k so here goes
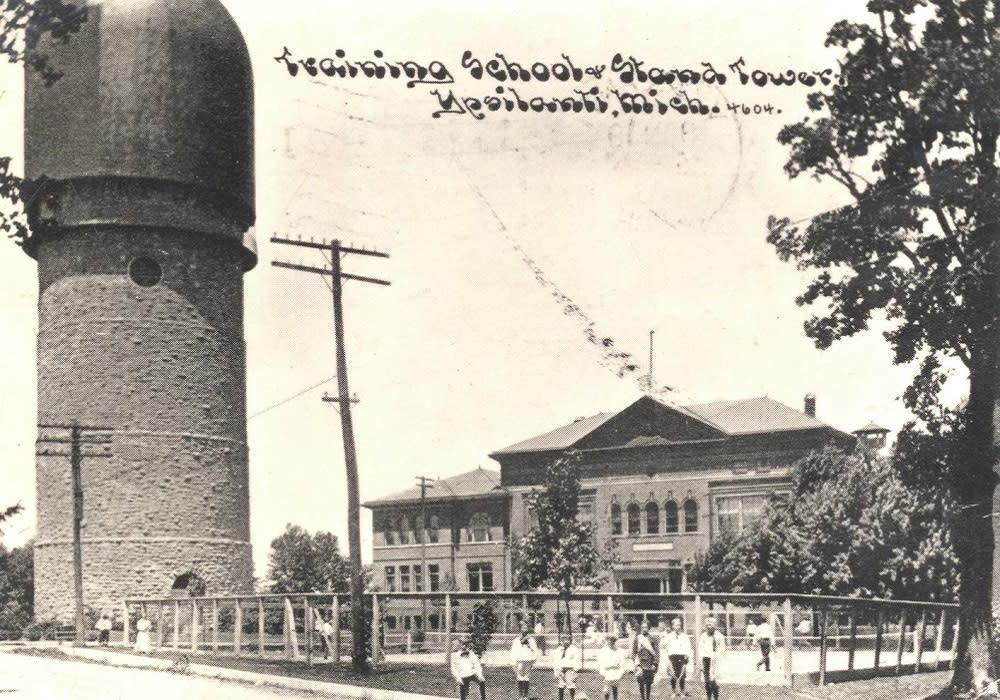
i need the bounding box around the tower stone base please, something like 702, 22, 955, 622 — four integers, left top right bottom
33, 540, 252, 622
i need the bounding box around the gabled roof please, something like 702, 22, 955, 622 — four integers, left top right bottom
684, 396, 827, 435
492, 395, 845, 456
363, 467, 503, 507
492, 412, 615, 456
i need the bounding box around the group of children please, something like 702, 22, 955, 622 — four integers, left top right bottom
450, 617, 730, 700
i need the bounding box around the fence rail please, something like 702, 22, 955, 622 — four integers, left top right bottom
117, 591, 958, 688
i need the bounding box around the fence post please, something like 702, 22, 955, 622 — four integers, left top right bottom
915, 609, 927, 672
122, 601, 130, 648
211, 598, 219, 651
445, 593, 453, 667
783, 597, 793, 686
173, 600, 180, 650
234, 599, 243, 656
818, 604, 828, 686
258, 598, 265, 656
847, 610, 858, 672
305, 596, 313, 665
191, 600, 199, 651
606, 594, 614, 638
934, 609, 946, 670
950, 614, 960, 670
156, 602, 164, 648
895, 608, 906, 676
283, 597, 299, 659
873, 607, 883, 670
333, 595, 341, 661
371, 593, 381, 662
693, 594, 702, 669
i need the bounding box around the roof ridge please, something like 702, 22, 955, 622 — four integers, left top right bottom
646, 394, 728, 433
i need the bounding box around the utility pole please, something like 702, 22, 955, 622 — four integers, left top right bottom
416, 476, 434, 631
648, 330, 655, 392
271, 235, 389, 672
36, 422, 112, 646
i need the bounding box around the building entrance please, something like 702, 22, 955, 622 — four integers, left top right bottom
620, 578, 660, 595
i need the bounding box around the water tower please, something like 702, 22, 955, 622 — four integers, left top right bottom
23, 0, 256, 619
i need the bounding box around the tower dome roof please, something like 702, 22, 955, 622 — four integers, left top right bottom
24, 0, 254, 227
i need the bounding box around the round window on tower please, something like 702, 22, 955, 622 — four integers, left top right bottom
128, 257, 162, 287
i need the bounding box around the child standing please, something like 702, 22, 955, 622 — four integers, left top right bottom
597, 634, 629, 700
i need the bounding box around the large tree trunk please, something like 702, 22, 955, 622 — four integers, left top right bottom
951, 360, 998, 691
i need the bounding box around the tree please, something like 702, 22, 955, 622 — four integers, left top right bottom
266, 523, 350, 594
0, 0, 85, 244
511, 451, 617, 639
688, 445, 959, 602
766, 0, 1000, 687
0, 503, 21, 536
0, 504, 32, 640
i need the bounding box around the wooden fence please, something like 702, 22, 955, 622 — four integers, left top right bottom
120, 591, 959, 688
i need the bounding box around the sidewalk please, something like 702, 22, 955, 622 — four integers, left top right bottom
24, 646, 453, 700
3, 644, 950, 700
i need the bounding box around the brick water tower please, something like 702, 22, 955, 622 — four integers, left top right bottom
23, 0, 256, 620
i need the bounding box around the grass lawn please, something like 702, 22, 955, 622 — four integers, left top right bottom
11, 647, 955, 699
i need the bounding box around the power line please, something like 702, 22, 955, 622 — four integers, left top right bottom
248, 374, 339, 420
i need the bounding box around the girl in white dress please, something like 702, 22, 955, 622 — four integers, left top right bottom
134, 614, 153, 654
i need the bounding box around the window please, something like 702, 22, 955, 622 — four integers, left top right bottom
528, 505, 539, 531
414, 565, 423, 592
414, 516, 424, 544
467, 563, 494, 592
429, 564, 440, 591
665, 559, 683, 593
714, 495, 764, 536
399, 565, 411, 592
384, 521, 396, 546
664, 500, 679, 534
578, 491, 596, 525
129, 257, 162, 287
171, 572, 206, 597
385, 566, 396, 592
743, 495, 765, 522
627, 503, 641, 535
684, 498, 699, 533
610, 503, 622, 535
469, 512, 491, 542
428, 515, 440, 543
399, 515, 411, 545
645, 502, 659, 535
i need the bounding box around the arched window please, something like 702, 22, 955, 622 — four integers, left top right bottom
627, 503, 641, 535
428, 515, 440, 543
171, 572, 206, 597
683, 499, 699, 533
645, 502, 659, 535
399, 515, 411, 545
664, 500, 679, 534
469, 512, 491, 542
384, 518, 396, 545
610, 503, 622, 535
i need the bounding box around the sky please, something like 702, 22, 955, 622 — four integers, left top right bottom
0, 0, 963, 576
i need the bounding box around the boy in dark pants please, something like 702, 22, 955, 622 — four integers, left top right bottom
451, 640, 486, 700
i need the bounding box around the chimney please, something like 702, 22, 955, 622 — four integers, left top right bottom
804, 394, 816, 418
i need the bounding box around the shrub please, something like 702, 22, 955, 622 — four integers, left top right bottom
467, 599, 499, 657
